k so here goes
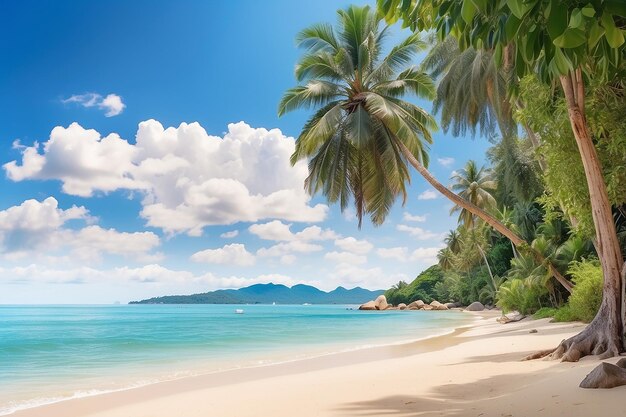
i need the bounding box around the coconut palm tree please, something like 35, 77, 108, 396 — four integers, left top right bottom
437, 247, 454, 271
450, 160, 497, 228
443, 230, 461, 254
420, 37, 514, 138
279, 5, 572, 292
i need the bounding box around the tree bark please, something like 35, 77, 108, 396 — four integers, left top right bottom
539, 72, 626, 359
395, 140, 574, 293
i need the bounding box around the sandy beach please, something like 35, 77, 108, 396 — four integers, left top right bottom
10, 311, 626, 417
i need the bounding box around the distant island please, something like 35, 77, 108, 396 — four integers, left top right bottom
129, 283, 384, 305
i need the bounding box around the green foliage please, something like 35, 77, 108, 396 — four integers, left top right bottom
378, 0, 626, 83
282, 5, 439, 227
384, 265, 445, 304
567, 259, 603, 322
496, 278, 549, 315
552, 305, 581, 322
449, 160, 497, 227
487, 239, 514, 277
533, 307, 558, 319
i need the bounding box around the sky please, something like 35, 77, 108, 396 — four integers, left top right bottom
0, 0, 493, 303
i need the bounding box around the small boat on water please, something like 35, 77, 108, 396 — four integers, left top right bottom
235, 309, 244, 314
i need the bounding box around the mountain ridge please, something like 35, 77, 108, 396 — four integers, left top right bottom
129, 283, 383, 305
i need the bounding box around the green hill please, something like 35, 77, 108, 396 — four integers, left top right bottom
384, 265, 444, 305
129, 283, 383, 305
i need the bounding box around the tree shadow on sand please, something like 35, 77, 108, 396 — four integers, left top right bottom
335, 370, 569, 416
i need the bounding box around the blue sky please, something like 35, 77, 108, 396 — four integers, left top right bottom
0, 0, 492, 303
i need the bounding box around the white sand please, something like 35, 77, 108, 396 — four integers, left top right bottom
12, 311, 626, 417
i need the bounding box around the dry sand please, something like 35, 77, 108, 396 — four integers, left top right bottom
12, 311, 626, 417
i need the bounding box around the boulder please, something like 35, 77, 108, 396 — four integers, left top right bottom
429, 300, 448, 311
374, 295, 389, 310
408, 300, 425, 309
422, 304, 434, 310
466, 301, 485, 311
359, 300, 376, 310
408, 306, 419, 310
398, 303, 407, 310
445, 303, 456, 309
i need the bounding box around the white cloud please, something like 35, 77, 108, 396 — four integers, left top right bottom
191, 243, 255, 266
220, 230, 239, 239
376, 247, 409, 262
0, 197, 160, 261
437, 157, 455, 167
249, 220, 294, 241
4, 121, 328, 235
62, 93, 125, 117
324, 251, 367, 265
1, 263, 302, 290
377, 246, 441, 264
334, 237, 373, 255
256, 241, 323, 258
396, 224, 442, 240
417, 189, 438, 200
410, 247, 441, 264
402, 212, 427, 222
249, 220, 338, 242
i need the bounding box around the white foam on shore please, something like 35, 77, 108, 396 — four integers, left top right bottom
1, 312, 481, 416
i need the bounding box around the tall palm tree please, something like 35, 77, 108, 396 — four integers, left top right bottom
420, 37, 514, 138
437, 247, 454, 271
443, 230, 461, 254
450, 160, 496, 228
279, 5, 572, 292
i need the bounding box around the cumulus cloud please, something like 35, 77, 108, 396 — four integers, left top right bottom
256, 241, 323, 258
396, 224, 442, 240
376, 247, 409, 261
402, 212, 427, 222
0, 197, 160, 261
437, 157, 455, 167
324, 251, 367, 265
377, 246, 441, 263
1, 263, 303, 289
4, 121, 328, 235
220, 230, 239, 239
334, 237, 373, 255
191, 243, 255, 266
417, 189, 438, 200
249, 220, 338, 242
410, 247, 441, 264
63, 93, 126, 117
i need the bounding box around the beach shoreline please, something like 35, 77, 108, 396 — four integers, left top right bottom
11, 310, 626, 417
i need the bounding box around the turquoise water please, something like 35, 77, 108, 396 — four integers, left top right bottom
0, 304, 473, 415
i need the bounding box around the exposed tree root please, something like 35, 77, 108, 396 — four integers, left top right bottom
522, 316, 622, 362
580, 359, 626, 389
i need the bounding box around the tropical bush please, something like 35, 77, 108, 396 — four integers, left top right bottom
496, 278, 549, 315
567, 259, 603, 323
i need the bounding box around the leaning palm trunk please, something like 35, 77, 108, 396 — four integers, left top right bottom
396, 140, 574, 293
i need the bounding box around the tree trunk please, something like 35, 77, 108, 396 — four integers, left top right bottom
395, 140, 574, 293
528, 72, 625, 362
478, 244, 497, 289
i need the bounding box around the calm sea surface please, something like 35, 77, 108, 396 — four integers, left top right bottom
0, 304, 474, 415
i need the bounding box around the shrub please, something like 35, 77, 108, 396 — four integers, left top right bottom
552, 305, 579, 322
567, 259, 603, 322
496, 278, 549, 315
533, 307, 557, 319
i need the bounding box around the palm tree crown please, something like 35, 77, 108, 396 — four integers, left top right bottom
279, 5, 437, 226
450, 160, 497, 228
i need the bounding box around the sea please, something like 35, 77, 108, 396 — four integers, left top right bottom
0, 304, 474, 415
